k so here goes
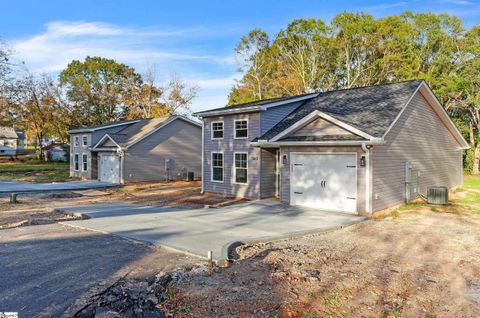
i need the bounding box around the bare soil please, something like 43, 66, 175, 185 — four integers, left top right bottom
164, 209, 480, 318
0, 181, 246, 228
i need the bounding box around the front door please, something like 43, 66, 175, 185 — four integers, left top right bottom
290, 153, 357, 213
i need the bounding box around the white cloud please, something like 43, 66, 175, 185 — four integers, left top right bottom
11, 21, 235, 73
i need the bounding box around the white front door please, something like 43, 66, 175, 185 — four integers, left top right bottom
290, 153, 357, 213
100, 154, 120, 183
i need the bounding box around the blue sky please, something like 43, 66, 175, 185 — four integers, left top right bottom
1, 0, 479, 112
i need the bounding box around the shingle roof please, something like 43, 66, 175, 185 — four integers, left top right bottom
0, 127, 18, 139
67, 119, 140, 134
195, 92, 318, 115
259, 80, 423, 140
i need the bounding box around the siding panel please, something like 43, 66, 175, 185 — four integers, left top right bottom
124, 119, 201, 182
260, 148, 277, 198
371, 91, 463, 212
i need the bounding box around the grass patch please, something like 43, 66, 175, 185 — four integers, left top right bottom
0, 160, 70, 182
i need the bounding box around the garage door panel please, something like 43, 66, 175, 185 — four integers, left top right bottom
291, 153, 357, 213
100, 154, 120, 184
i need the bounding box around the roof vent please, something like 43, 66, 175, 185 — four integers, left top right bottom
427, 186, 448, 205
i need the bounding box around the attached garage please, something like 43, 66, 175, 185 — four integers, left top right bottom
290, 153, 357, 213
99, 154, 120, 183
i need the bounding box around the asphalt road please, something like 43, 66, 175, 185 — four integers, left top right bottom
0, 223, 193, 318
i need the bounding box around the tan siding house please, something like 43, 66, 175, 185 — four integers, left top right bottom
195, 80, 469, 214
68, 116, 201, 183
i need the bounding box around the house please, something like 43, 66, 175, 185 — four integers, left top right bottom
67, 115, 202, 183
194, 80, 469, 214
42, 143, 69, 162
0, 127, 25, 156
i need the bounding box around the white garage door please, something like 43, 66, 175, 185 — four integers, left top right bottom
291, 153, 357, 213
100, 154, 120, 183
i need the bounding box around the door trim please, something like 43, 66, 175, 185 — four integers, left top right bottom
289, 152, 358, 213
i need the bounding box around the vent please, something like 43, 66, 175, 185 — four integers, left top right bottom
427, 186, 448, 205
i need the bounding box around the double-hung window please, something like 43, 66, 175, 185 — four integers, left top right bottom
211, 152, 224, 182
74, 154, 79, 171
234, 120, 248, 139
234, 152, 248, 184
82, 154, 88, 171
74, 136, 79, 147
82, 135, 88, 147
211, 121, 223, 139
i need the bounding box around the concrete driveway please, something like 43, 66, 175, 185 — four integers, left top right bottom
58, 200, 366, 261
0, 180, 118, 195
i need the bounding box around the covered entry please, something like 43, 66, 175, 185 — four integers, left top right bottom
290, 153, 357, 213
99, 154, 120, 183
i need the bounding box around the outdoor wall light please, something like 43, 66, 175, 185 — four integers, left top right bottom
360, 155, 366, 167
282, 154, 288, 165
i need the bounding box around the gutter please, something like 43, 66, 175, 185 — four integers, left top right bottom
250, 139, 385, 147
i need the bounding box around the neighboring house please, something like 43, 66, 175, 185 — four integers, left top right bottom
42, 143, 69, 162
0, 127, 25, 156
67, 115, 202, 183
194, 80, 469, 214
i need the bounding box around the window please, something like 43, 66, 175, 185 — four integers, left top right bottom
74, 154, 79, 171
211, 152, 224, 182
234, 120, 248, 139
74, 136, 79, 147
82, 154, 88, 171
211, 121, 223, 139
234, 153, 248, 184
82, 135, 88, 147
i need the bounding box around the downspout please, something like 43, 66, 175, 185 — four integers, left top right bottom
361, 143, 372, 213
201, 119, 205, 194
119, 148, 125, 185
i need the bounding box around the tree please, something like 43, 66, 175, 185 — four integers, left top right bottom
59, 56, 142, 127
229, 29, 274, 104
163, 74, 198, 115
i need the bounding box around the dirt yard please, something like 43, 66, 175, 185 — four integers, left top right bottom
0, 181, 245, 228
157, 179, 480, 318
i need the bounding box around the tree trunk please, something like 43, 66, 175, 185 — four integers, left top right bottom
473, 145, 480, 175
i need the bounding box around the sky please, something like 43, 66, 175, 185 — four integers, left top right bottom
1, 0, 479, 113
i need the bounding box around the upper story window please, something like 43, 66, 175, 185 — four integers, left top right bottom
74, 136, 79, 147
82, 135, 88, 147
211, 121, 223, 139
234, 120, 248, 139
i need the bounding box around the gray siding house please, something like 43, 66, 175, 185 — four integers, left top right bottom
67, 115, 201, 183
195, 80, 469, 214
0, 127, 25, 156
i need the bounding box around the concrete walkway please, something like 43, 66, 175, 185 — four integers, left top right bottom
58, 201, 366, 262
0, 180, 118, 195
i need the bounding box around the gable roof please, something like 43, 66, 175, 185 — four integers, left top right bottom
259, 80, 423, 141
91, 115, 201, 150
67, 119, 141, 134
0, 127, 18, 139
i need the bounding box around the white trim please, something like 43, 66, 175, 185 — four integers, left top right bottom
234, 119, 249, 139
73, 153, 79, 171
361, 143, 372, 213
383, 81, 469, 149
270, 110, 375, 142
120, 151, 125, 184
289, 152, 358, 214
92, 134, 121, 150
211, 121, 224, 140
194, 93, 318, 118
124, 116, 201, 150
82, 135, 88, 147
232, 152, 248, 185
210, 151, 224, 183
82, 153, 88, 172
67, 120, 141, 134
251, 139, 385, 147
